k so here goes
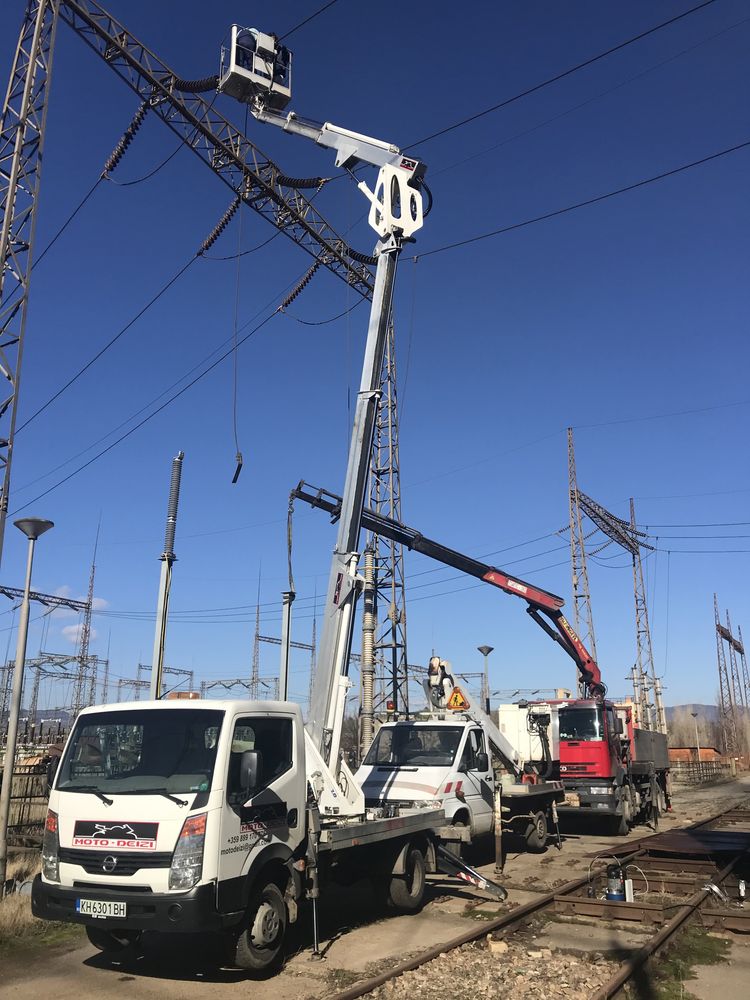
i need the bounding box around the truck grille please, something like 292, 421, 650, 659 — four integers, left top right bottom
59, 847, 172, 876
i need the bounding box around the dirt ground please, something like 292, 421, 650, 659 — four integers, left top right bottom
3, 774, 748, 1000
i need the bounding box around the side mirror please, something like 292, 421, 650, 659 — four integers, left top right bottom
475, 752, 489, 773
46, 758, 58, 790
240, 750, 260, 795
616, 718, 625, 736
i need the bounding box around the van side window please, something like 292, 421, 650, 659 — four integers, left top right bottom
460, 729, 486, 771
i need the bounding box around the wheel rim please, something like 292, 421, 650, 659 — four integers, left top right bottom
251, 897, 282, 947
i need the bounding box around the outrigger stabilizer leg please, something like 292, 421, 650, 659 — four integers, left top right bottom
436, 845, 508, 901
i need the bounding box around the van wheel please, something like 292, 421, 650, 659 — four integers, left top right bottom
85, 925, 141, 953
525, 811, 548, 853
232, 882, 287, 973
387, 846, 426, 913
446, 817, 468, 859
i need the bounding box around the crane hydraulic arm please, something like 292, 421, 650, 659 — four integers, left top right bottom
292, 482, 607, 700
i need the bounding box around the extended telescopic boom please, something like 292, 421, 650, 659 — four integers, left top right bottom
291, 482, 606, 700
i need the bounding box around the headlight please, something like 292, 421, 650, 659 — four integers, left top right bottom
42, 809, 59, 882
589, 787, 611, 795
169, 813, 206, 890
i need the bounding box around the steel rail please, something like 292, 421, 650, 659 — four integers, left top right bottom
329, 856, 643, 1000
590, 853, 744, 1000
328, 798, 748, 1000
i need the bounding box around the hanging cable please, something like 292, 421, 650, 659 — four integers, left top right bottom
231, 163, 247, 483
280, 0, 340, 40
287, 493, 297, 594
18, 195, 241, 435
281, 299, 365, 326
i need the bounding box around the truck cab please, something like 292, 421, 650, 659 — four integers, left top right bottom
33, 699, 307, 966
356, 720, 494, 836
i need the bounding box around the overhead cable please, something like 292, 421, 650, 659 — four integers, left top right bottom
281, 0, 340, 40
416, 139, 750, 259
406, 0, 719, 148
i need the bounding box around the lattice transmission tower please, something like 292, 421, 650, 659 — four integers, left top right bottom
72, 532, 98, 715
567, 429, 598, 697
0, 0, 59, 566
367, 322, 410, 715
715, 594, 739, 755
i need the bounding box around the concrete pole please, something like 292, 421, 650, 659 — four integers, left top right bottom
360, 547, 376, 756
692, 712, 701, 780
150, 451, 183, 700
279, 591, 295, 701
0, 523, 50, 891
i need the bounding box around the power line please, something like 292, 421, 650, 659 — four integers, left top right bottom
431, 15, 750, 181
10, 308, 279, 515
16, 256, 197, 433
417, 139, 750, 259
406, 0, 719, 148
281, 1, 340, 40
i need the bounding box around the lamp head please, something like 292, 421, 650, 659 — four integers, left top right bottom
14, 518, 54, 541
477, 645, 494, 657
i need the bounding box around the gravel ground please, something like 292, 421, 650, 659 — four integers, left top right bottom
368, 934, 619, 1000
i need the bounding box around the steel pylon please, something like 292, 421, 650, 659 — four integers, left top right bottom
367, 321, 409, 716
567, 429, 598, 697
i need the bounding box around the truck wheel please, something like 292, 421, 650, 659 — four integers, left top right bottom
85, 925, 141, 953
232, 882, 287, 973
386, 846, 426, 912
525, 811, 548, 853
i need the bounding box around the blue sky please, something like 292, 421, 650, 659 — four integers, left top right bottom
0, 0, 748, 713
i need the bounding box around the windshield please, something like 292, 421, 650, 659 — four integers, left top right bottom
363, 726, 463, 767
558, 706, 603, 742
57, 709, 224, 796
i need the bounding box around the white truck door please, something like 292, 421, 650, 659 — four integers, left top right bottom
218, 714, 303, 894
457, 728, 494, 835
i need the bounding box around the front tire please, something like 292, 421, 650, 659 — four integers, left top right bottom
386, 846, 426, 912
85, 925, 141, 953
232, 882, 287, 973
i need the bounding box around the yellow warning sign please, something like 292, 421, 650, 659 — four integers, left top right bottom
446, 686, 470, 710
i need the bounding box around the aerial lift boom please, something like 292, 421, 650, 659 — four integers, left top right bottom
220, 28, 429, 811
291, 482, 607, 701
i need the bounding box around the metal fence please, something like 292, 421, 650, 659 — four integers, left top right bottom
1, 763, 49, 844
670, 759, 734, 784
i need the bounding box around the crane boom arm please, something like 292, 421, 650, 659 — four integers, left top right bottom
292, 482, 606, 699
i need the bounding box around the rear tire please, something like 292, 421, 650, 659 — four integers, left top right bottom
525, 811, 548, 853
85, 925, 141, 953
231, 881, 287, 973
386, 846, 426, 912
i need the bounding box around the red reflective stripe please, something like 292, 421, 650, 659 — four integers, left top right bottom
444, 782, 452, 793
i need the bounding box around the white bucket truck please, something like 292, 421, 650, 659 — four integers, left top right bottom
357, 659, 564, 852
32, 29, 506, 972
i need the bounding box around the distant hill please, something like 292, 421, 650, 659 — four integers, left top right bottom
666, 704, 719, 722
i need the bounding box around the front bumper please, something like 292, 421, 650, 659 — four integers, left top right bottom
556, 781, 618, 815
31, 876, 239, 933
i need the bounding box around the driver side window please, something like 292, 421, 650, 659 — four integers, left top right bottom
226, 717, 293, 808
460, 730, 485, 771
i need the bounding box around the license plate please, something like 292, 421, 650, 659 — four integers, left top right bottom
76, 898, 127, 919
564, 792, 581, 807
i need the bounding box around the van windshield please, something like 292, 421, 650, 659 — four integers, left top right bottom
56, 709, 224, 796
363, 726, 463, 767
558, 706, 603, 742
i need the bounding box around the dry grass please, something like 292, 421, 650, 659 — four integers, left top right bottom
0, 850, 79, 949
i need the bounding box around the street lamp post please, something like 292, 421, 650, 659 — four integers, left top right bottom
0, 518, 54, 892
691, 711, 701, 780
477, 645, 494, 714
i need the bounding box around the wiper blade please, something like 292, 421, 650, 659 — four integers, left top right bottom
61, 785, 113, 806
117, 788, 188, 806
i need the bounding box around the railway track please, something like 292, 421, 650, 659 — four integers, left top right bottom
330, 799, 750, 1000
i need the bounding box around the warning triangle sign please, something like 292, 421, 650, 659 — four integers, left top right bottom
446, 686, 470, 710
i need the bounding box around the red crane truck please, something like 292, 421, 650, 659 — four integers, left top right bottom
293, 483, 670, 836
